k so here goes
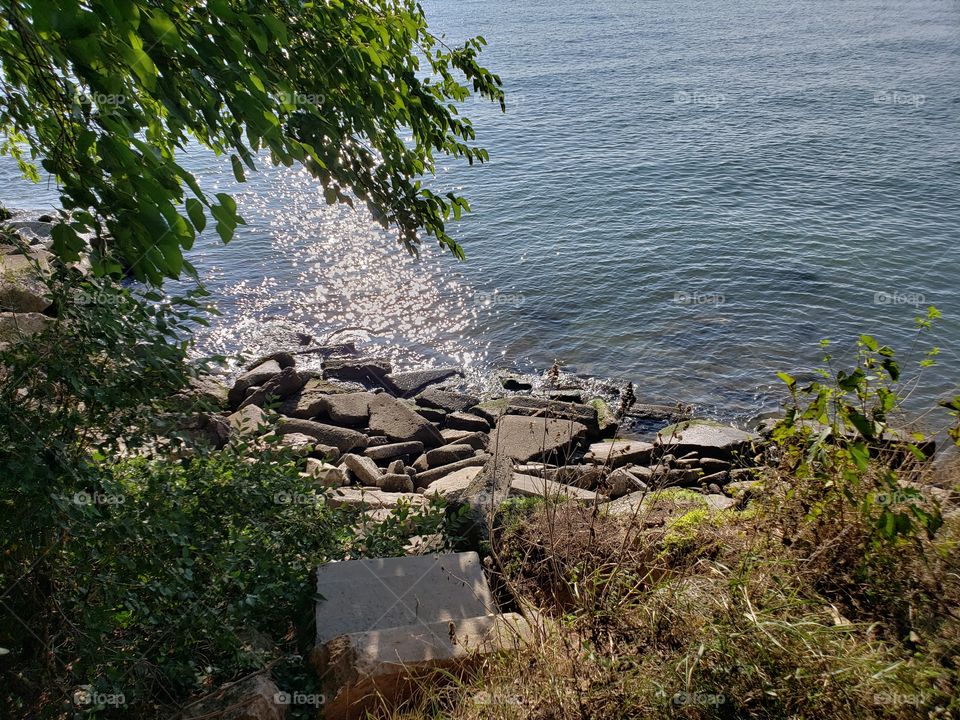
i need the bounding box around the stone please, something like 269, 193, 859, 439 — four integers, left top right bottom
704, 494, 738, 511
239, 367, 308, 409
0, 311, 53, 346
729, 468, 760, 482
499, 372, 533, 391
699, 470, 729, 486
323, 358, 398, 393
415, 406, 446, 424
320, 391, 376, 426
278, 432, 317, 456
656, 419, 758, 458
277, 418, 368, 453
416, 387, 480, 414
278, 378, 349, 419
515, 464, 600, 490
546, 389, 584, 403
386, 459, 405, 474
415, 454, 490, 486
326, 487, 427, 510
177, 374, 230, 410
449, 431, 489, 451
316, 613, 531, 720
725, 480, 760, 499
176, 412, 231, 450
228, 404, 267, 437
503, 396, 599, 434
583, 439, 655, 468
423, 466, 484, 500
367, 394, 444, 447
340, 453, 382, 486
444, 411, 491, 432
700, 457, 732, 472
492, 415, 587, 463
378, 473, 415, 493
601, 467, 648, 499
388, 367, 462, 397
441, 429, 479, 444
0, 251, 52, 313
176, 671, 286, 720
228, 360, 283, 408
244, 351, 296, 371
412, 444, 476, 472
363, 441, 424, 462
510, 473, 598, 501
305, 459, 348, 487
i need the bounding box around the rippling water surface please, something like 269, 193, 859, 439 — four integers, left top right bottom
2, 0, 958, 421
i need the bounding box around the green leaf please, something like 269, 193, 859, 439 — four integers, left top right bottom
185, 199, 206, 233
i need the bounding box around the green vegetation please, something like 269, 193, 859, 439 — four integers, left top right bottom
0, 0, 504, 282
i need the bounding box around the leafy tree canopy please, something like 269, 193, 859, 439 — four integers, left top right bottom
0, 0, 504, 284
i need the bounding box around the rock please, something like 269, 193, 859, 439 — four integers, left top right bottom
228, 405, 267, 437
492, 415, 587, 463
516, 464, 601, 490
704, 494, 738, 511
277, 418, 369, 453
177, 374, 230, 410
278, 433, 317, 456
0, 311, 53, 346
444, 411, 491, 432
305, 459, 348, 487
228, 360, 283, 408
244, 351, 296, 371
176, 412, 232, 450
510, 473, 598, 502
415, 454, 491, 487
414, 406, 446, 424
583, 439, 655, 468
700, 457, 732, 472
323, 358, 398, 393
627, 403, 694, 421
239, 367, 308, 409
442, 430, 489, 451
0, 251, 52, 313
601, 467, 648, 499
386, 459, 405, 474
699, 470, 729, 486
724, 480, 759, 499
441, 429, 479, 444
326, 487, 428, 510
729, 468, 760, 482
277, 378, 349, 419
546, 389, 584, 403
423, 466, 484, 500
320, 391, 376, 426
367, 394, 444, 447
499, 372, 533, 391
656, 420, 758, 458
378, 473, 415, 493
388, 367, 462, 397
176, 671, 286, 720
317, 613, 531, 719
416, 387, 480, 414
504, 396, 599, 435
363, 441, 425, 462
412, 444, 476, 472
341, 453, 383, 486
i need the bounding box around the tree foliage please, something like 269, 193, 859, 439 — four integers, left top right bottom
0, 0, 504, 283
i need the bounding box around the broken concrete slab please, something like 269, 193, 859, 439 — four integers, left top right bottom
363, 441, 424, 462
388, 367, 462, 397
412, 444, 476, 472
278, 418, 368, 453
377, 473, 415, 493
423, 466, 484, 501
416, 387, 480, 414
305, 459, 348, 487
601, 467, 649, 499
320, 392, 376, 426
656, 419, 758, 458
228, 360, 283, 408
0, 251, 51, 313
0, 311, 54, 346
323, 358, 399, 393
368, 394, 444, 447
278, 378, 349, 419
510, 473, 598, 502
444, 411, 491, 432
340, 453, 382, 486
227, 404, 267, 437
239, 367, 308, 409
415, 454, 490, 487
325, 487, 428, 510
490, 415, 587, 463
584, 439, 655, 468
440, 429, 489, 450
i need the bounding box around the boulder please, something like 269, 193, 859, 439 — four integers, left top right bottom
305, 459, 348, 487
444, 411, 491, 432
656, 420, 758, 458
177, 374, 230, 410
323, 358, 398, 393
377, 473, 415, 493
340, 453, 382, 486
583, 439, 654, 468
239, 367, 308, 409
320, 392, 376, 426
510, 473, 598, 502
500, 396, 599, 434
412, 444, 476, 472
423, 466, 484, 500
388, 367, 462, 397
704, 494, 738, 511
278, 378, 350, 419
367, 394, 444, 447
414, 406, 446, 424
0, 251, 52, 313
277, 432, 317, 457
0, 311, 53, 346
491, 415, 587, 463
415, 454, 490, 487
228, 360, 283, 408
363, 441, 425, 462
176, 672, 286, 720
600, 467, 648, 499
416, 388, 480, 414
441, 430, 488, 451
244, 351, 296, 371
278, 418, 368, 453
326, 487, 427, 510
228, 405, 267, 437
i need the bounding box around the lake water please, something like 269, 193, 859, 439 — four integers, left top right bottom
2, 0, 958, 423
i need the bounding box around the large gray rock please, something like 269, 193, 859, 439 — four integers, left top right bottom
228, 360, 283, 408
388, 367, 462, 397
376, 473, 415, 493
367, 394, 444, 447
227, 404, 267, 437
0, 251, 52, 313
177, 374, 230, 410
584, 439, 654, 468
0, 311, 53, 346
414, 454, 490, 486
510, 473, 598, 501
363, 441, 424, 462
491, 415, 587, 463
476, 396, 599, 435
412, 444, 476, 472
323, 358, 398, 393
416, 387, 479, 414
326, 487, 427, 510
340, 453, 382, 486
239, 367, 307, 409
444, 411, 491, 432
176, 671, 286, 720
656, 420, 758, 458
278, 418, 368, 453
320, 392, 376, 426
423, 466, 484, 500
278, 377, 348, 419
601, 467, 648, 499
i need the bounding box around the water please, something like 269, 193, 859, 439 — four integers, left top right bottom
2, 0, 958, 423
